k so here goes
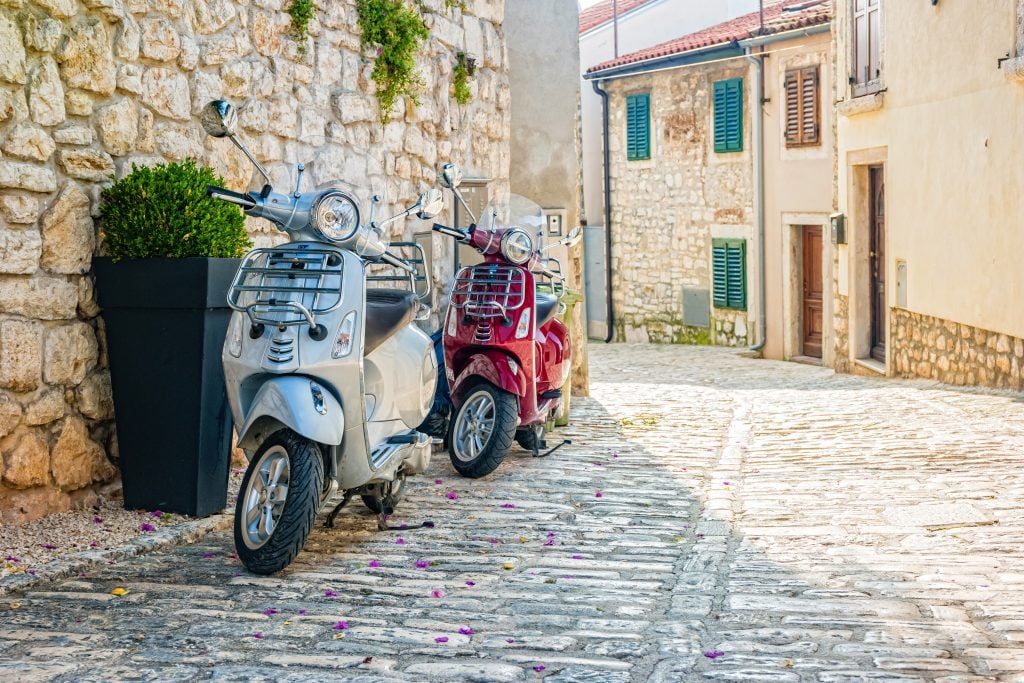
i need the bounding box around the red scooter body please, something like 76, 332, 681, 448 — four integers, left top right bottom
443, 252, 571, 428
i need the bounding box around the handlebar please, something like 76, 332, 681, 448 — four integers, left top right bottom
381, 250, 414, 273
207, 185, 256, 210
432, 222, 470, 241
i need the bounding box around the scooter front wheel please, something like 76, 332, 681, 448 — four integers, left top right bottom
448, 383, 517, 478
234, 429, 324, 575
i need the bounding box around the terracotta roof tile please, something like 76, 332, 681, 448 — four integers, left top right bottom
586, 0, 831, 74
579, 0, 658, 35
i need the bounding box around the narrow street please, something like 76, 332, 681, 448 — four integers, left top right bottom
3, 344, 1024, 682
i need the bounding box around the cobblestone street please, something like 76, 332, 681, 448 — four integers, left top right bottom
2, 344, 1024, 682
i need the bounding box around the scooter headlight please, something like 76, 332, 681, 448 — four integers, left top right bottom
500, 228, 533, 265
311, 190, 360, 243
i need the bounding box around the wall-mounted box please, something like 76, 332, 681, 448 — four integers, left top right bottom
830, 212, 847, 245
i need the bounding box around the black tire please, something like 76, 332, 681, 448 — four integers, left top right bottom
234, 429, 324, 575
447, 383, 518, 478
515, 424, 543, 452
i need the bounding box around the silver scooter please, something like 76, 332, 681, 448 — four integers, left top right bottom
200, 100, 441, 574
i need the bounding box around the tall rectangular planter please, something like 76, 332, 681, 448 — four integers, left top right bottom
93, 257, 240, 517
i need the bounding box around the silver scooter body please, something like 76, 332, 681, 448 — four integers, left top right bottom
223, 245, 436, 490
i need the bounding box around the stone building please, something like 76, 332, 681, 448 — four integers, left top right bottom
0, 0, 513, 522
832, 0, 1024, 389
584, 0, 831, 347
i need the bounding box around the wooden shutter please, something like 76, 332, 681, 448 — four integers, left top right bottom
712, 239, 747, 310
626, 93, 650, 160
785, 67, 820, 147
853, 0, 881, 95
713, 78, 743, 153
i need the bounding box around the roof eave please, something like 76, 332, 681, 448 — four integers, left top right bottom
737, 20, 831, 48
584, 43, 743, 81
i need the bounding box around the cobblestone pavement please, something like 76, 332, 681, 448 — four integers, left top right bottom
3, 344, 1024, 682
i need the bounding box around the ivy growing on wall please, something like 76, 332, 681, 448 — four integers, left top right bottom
287, 0, 316, 46
357, 0, 430, 123
452, 52, 473, 105
444, 0, 466, 10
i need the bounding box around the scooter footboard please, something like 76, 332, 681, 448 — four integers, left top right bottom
236, 376, 344, 452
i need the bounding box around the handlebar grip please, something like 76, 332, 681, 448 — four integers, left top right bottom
432, 223, 469, 241
207, 185, 256, 210
381, 250, 415, 273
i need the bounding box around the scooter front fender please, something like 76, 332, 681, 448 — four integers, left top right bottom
236, 376, 344, 452
450, 350, 525, 403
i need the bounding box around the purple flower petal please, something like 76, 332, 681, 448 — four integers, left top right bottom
139, 523, 154, 533
38, 543, 57, 550
149, 510, 163, 518
333, 620, 349, 630
298, 609, 306, 615
415, 560, 429, 569
253, 633, 264, 639
534, 665, 546, 672
459, 626, 473, 635
435, 636, 449, 643
4, 556, 20, 563
396, 538, 406, 545
263, 608, 278, 616
434, 479, 443, 485
431, 589, 445, 598
489, 538, 500, 545
201, 552, 214, 559
506, 638, 515, 643
446, 491, 458, 500
543, 539, 555, 546
501, 503, 516, 509
324, 590, 338, 598
368, 560, 381, 567
571, 555, 583, 560
89, 542, 99, 549
464, 580, 476, 586
704, 650, 725, 659
93, 516, 103, 524
595, 491, 603, 498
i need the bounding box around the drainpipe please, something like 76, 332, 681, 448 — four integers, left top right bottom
591, 78, 615, 343
744, 46, 767, 353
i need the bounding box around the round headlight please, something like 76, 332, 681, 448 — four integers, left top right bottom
312, 191, 360, 243
500, 228, 533, 265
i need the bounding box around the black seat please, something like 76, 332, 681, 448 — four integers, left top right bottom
365, 288, 418, 355
535, 291, 559, 328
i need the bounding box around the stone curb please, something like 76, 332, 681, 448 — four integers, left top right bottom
0, 512, 232, 598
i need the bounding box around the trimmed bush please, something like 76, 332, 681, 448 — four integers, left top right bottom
99, 159, 252, 260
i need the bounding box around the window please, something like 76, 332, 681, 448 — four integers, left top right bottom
626, 93, 650, 160
852, 0, 881, 96
713, 78, 743, 153
712, 239, 746, 310
784, 66, 820, 147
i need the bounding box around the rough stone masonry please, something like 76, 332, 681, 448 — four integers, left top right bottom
0, 0, 512, 522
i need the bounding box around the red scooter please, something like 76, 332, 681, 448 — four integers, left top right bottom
430, 164, 581, 478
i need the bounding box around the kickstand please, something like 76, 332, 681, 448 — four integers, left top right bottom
377, 515, 436, 532
535, 439, 571, 458
325, 490, 354, 528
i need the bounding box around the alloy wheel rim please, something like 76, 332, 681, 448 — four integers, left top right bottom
241, 445, 291, 550
453, 390, 496, 463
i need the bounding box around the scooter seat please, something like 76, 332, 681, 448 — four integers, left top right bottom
365, 288, 418, 355
535, 291, 559, 328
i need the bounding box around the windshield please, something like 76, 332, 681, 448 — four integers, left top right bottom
478, 193, 544, 251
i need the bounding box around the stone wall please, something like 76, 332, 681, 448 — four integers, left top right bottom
0, 0, 511, 522
605, 61, 754, 346
891, 308, 1024, 391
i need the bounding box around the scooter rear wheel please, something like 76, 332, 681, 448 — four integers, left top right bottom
234, 429, 324, 575
448, 383, 517, 478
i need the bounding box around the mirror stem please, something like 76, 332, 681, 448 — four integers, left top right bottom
452, 188, 477, 224
293, 162, 304, 197
229, 134, 273, 187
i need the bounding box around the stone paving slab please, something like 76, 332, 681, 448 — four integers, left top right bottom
1, 344, 1024, 681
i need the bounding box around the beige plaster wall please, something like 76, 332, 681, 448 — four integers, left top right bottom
834, 0, 1024, 351
761, 31, 834, 362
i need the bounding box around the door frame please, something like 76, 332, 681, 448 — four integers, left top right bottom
781, 213, 831, 362
846, 147, 888, 371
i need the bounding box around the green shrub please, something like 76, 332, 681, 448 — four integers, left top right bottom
99, 159, 252, 260
453, 52, 472, 105
357, 0, 430, 123
287, 0, 316, 45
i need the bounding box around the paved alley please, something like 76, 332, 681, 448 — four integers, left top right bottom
2, 344, 1024, 682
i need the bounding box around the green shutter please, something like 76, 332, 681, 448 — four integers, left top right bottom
713, 78, 743, 153
712, 238, 747, 310
626, 93, 650, 160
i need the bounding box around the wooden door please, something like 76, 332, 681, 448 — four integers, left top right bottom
869, 166, 886, 363
802, 226, 823, 358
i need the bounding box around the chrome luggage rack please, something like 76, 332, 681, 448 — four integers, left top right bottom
449, 264, 526, 319
535, 257, 566, 297
227, 246, 344, 329
366, 241, 431, 300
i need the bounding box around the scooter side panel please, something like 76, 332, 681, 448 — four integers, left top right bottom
449, 349, 526, 402
236, 375, 345, 450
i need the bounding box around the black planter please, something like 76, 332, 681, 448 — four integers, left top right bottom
93, 257, 240, 517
